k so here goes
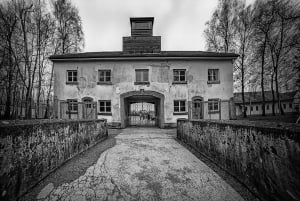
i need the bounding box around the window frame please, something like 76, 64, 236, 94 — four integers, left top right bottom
67, 99, 78, 114
98, 100, 112, 115
207, 69, 220, 84
173, 100, 187, 115
135, 69, 150, 85
97, 69, 112, 84
66, 70, 78, 84
208, 98, 220, 113
173, 69, 187, 84
82, 97, 93, 109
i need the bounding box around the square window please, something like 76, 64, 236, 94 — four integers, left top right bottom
173, 69, 186, 82
67, 99, 78, 112
208, 69, 219, 82
251, 106, 253, 111
256, 106, 258, 111
283, 104, 286, 109
99, 100, 111, 113
98, 70, 111, 82
266, 105, 269, 110
135, 69, 149, 82
174, 100, 186, 112
67, 70, 78, 83
208, 99, 219, 112
289, 103, 292, 108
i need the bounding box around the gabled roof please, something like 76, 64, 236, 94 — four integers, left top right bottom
49, 51, 239, 61
234, 91, 298, 104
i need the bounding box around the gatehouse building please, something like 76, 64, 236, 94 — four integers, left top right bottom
50, 17, 238, 128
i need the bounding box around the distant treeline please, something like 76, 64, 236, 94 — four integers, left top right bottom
204, 0, 300, 116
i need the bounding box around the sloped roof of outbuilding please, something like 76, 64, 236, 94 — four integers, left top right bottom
49, 51, 239, 61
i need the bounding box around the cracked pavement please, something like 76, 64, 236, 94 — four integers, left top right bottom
37, 128, 245, 201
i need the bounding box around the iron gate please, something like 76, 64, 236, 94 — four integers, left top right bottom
128, 102, 156, 126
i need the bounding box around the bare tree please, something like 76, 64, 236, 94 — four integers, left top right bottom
52, 0, 84, 54
0, 1, 18, 119
233, 1, 253, 118
33, 0, 56, 118
267, 0, 300, 115
0, 0, 84, 119
204, 0, 238, 53
252, 0, 276, 116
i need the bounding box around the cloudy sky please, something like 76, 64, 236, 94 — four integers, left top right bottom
72, 0, 254, 52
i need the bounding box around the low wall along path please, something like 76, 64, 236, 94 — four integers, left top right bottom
0, 119, 108, 201
177, 118, 300, 201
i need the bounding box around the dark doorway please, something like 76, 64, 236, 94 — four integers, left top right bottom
82, 97, 97, 119
120, 91, 164, 128
192, 96, 203, 119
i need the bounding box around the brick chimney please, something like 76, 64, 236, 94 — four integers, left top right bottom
123, 17, 161, 54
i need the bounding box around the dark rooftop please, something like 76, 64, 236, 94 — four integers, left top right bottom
130, 17, 154, 23
234, 91, 297, 104
49, 51, 239, 61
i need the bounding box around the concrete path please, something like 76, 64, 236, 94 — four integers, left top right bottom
37, 128, 245, 201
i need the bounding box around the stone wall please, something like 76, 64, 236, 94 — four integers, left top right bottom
177, 119, 300, 201
0, 119, 108, 201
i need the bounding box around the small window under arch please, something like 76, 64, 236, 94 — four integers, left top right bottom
82, 97, 93, 108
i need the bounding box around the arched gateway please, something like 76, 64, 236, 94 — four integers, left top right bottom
120, 90, 165, 128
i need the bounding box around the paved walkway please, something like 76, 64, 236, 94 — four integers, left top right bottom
36, 128, 245, 201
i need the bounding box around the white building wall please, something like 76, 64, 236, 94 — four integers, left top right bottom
54, 59, 234, 124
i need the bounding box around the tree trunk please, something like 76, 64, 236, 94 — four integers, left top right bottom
241, 50, 247, 118
261, 37, 267, 116
44, 63, 55, 118
275, 68, 285, 115
274, 18, 285, 116
25, 86, 32, 119
19, 4, 33, 119
4, 87, 11, 119
271, 73, 276, 116
4, 61, 13, 119
36, 3, 42, 119
4, 40, 14, 119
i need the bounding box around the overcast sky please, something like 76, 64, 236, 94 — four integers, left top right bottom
72, 0, 254, 52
